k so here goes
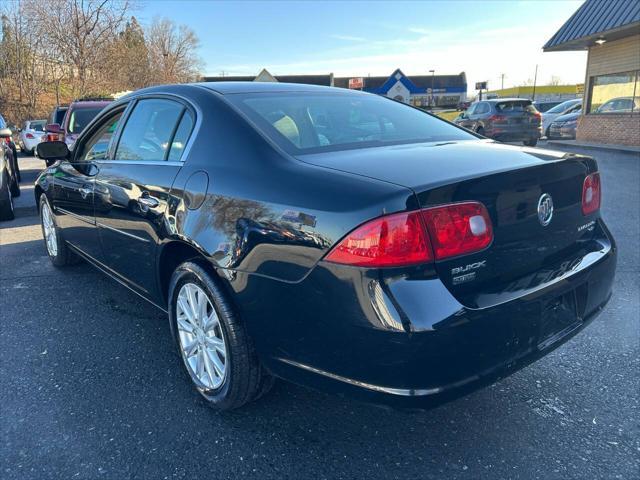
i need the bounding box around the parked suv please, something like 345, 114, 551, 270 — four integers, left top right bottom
19, 119, 46, 156
60, 99, 112, 150
0, 119, 20, 221
454, 98, 541, 146
0, 114, 20, 181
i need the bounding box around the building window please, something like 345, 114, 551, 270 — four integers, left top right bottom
587, 70, 640, 114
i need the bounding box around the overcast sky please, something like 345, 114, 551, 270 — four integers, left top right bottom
140, 0, 587, 92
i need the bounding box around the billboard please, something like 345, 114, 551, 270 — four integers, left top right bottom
349, 77, 364, 89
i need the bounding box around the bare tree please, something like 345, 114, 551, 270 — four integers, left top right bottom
147, 17, 202, 84
33, 0, 132, 96
0, 2, 50, 120
548, 75, 562, 86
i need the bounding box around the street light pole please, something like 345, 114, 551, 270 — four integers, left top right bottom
429, 69, 435, 109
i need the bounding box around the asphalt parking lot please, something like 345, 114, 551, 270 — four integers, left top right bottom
1, 143, 638, 480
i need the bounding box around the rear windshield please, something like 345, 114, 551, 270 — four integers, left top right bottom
67, 107, 103, 134
30, 121, 46, 131
227, 92, 475, 154
495, 100, 536, 113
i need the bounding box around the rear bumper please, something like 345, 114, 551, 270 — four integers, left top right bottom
230, 220, 617, 409
486, 125, 541, 141
548, 124, 577, 139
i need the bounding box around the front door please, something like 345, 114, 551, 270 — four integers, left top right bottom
93, 97, 194, 300
50, 110, 124, 261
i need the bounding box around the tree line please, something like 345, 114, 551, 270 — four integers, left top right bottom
0, 0, 202, 125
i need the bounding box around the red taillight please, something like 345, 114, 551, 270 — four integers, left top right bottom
488, 114, 507, 123
422, 202, 493, 260
325, 201, 493, 267
25, 133, 35, 139
582, 172, 601, 215
324, 211, 432, 267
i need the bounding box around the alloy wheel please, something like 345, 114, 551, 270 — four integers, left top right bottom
176, 282, 228, 390
41, 202, 57, 257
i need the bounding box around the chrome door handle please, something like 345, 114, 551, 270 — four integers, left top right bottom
137, 194, 159, 209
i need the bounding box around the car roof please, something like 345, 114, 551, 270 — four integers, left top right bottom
485, 98, 532, 103
195, 81, 356, 95
68, 100, 112, 108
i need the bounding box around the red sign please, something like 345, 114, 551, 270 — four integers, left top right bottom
349, 77, 364, 89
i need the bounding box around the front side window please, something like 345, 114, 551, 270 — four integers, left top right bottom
115, 99, 184, 161
588, 70, 639, 114
79, 112, 123, 162
228, 92, 474, 154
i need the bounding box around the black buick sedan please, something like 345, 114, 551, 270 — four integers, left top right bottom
35, 82, 616, 410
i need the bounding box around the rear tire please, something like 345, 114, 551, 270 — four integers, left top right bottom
10, 174, 20, 197
524, 138, 538, 147
11, 148, 20, 182
169, 261, 274, 410
0, 172, 15, 221
476, 126, 485, 136
39, 195, 80, 267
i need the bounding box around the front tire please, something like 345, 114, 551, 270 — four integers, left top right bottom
39, 196, 79, 267
168, 261, 274, 410
524, 138, 538, 147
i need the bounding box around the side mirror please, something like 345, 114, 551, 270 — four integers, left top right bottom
46, 123, 61, 134
0, 128, 13, 138
37, 141, 69, 162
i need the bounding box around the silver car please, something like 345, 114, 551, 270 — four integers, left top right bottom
541, 99, 582, 137
19, 119, 46, 156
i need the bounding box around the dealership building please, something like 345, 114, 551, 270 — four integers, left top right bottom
203, 68, 468, 108
544, 0, 640, 146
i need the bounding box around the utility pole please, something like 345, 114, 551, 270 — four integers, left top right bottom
532, 64, 538, 101
500, 73, 505, 90
429, 69, 435, 109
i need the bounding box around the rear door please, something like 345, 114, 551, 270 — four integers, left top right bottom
93, 96, 195, 300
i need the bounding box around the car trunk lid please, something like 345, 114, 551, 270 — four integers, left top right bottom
301, 140, 599, 307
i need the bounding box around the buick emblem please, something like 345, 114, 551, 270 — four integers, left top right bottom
537, 193, 554, 227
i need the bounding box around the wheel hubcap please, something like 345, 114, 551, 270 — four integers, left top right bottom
176, 283, 227, 390
41, 202, 57, 257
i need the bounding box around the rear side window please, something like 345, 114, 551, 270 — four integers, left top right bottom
475, 103, 490, 114
115, 99, 184, 161
168, 111, 194, 162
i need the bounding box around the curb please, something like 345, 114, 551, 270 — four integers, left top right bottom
546, 140, 640, 155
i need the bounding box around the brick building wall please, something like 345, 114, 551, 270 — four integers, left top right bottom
577, 114, 640, 146
577, 34, 640, 146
